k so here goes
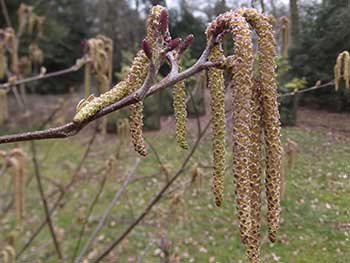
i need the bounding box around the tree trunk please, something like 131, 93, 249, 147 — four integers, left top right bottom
290, 0, 300, 47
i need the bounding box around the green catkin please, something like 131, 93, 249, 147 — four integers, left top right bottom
237, 7, 283, 243
173, 67, 188, 150
247, 78, 263, 262
207, 43, 226, 207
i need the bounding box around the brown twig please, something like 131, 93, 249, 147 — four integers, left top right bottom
0, 58, 87, 90
74, 159, 140, 263
92, 119, 211, 262
0, 0, 12, 27
30, 141, 63, 261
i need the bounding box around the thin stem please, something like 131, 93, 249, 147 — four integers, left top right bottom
31, 141, 63, 261
74, 160, 140, 263
0, 0, 12, 27
92, 120, 211, 262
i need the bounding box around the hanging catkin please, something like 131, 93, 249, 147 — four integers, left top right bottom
334, 51, 350, 91
281, 16, 289, 59
237, 7, 283, 243
73, 6, 166, 156
207, 43, 226, 207
0, 89, 9, 124
207, 11, 254, 245
84, 62, 91, 99
173, 67, 188, 150
246, 78, 263, 262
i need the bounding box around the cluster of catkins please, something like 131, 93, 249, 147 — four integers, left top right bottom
74, 7, 282, 261
334, 51, 350, 91
18, 3, 45, 37
206, 8, 282, 262
74, 5, 192, 156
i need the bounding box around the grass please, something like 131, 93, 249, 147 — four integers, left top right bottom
0, 125, 349, 262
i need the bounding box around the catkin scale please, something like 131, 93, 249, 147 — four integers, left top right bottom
173, 66, 188, 150
207, 43, 226, 207
237, 7, 283, 243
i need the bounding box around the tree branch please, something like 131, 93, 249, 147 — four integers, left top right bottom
0, 38, 221, 145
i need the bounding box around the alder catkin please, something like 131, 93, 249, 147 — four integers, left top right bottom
207, 11, 254, 244
247, 78, 263, 263
173, 71, 188, 150
237, 7, 283, 243
335, 51, 350, 90
0, 40, 6, 79
207, 43, 226, 207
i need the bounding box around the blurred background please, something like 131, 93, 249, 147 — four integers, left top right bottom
0, 0, 349, 262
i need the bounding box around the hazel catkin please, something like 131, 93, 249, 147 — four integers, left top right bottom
207, 43, 226, 207
237, 7, 283, 243
173, 69, 188, 150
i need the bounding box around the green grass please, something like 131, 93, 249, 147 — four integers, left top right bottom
0, 126, 349, 262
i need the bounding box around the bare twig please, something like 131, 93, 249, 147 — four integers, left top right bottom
278, 80, 334, 98
0, 0, 12, 27
31, 141, 63, 261
71, 169, 109, 262
74, 159, 140, 263
0, 58, 87, 90
92, 120, 211, 262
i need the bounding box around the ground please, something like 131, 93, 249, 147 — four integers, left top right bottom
0, 95, 349, 262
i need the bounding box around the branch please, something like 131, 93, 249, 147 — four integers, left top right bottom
0, 38, 221, 145
0, 58, 87, 90
0, 0, 12, 27
74, 160, 140, 263
31, 141, 63, 261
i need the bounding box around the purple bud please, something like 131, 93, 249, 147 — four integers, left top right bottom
141, 39, 152, 59
158, 9, 169, 34
168, 38, 181, 51
180, 34, 194, 53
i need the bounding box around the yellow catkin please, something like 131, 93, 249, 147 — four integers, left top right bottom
237, 7, 283, 243
73, 6, 164, 117
0, 89, 9, 124
9, 149, 27, 223
173, 68, 188, 150
334, 51, 350, 91
207, 43, 226, 207
281, 16, 289, 59
4, 246, 15, 263
207, 11, 254, 245
29, 43, 44, 65
17, 3, 33, 36
4, 28, 19, 74
247, 78, 264, 262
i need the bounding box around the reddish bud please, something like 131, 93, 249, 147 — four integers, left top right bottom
141, 39, 152, 59
180, 34, 194, 53
158, 9, 169, 34
168, 38, 181, 51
